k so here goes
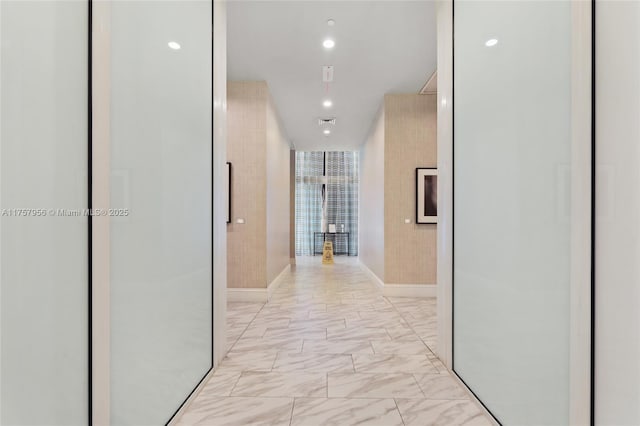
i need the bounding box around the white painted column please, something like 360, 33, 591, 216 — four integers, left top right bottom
595, 2, 640, 424
91, 2, 111, 424
436, 0, 453, 370
212, 0, 228, 367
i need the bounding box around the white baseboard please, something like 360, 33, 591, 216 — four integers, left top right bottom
267, 264, 290, 300
227, 288, 268, 302
358, 260, 436, 298
358, 260, 384, 289
227, 264, 290, 303
383, 283, 436, 298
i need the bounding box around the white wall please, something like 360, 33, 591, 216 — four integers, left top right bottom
596, 2, 640, 424
359, 107, 385, 280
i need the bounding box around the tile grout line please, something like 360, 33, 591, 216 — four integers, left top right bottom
288, 398, 296, 426
394, 398, 407, 426
270, 350, 281, 370
227, 301, 269, 352
384, 296, 439, 364
226, 371, 244, 397
411, 373, 427, 398
326, 372, 329, 398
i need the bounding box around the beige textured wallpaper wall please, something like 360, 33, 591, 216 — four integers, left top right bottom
384, 94, 437, 285
359, 106, 386, 281
265, 94, 291, 284
227, 81, 290, 289
359, 94, 437, 285
227, 81, 267, 288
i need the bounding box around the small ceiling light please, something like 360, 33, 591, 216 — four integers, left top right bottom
323, 39, 335, 49
327, 19, 335, 26
323, 129, 331, 135
168, 41, 181, 50
323, 100, 333, 108
485, 38, 498, 47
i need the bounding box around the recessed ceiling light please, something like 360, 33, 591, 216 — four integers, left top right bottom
485, 38, 498, 47
323, 39, 335, 49
323, 129, 331, 135
327, 19, 335, 27
323, 100, 333, 108
168, 41, 181, 50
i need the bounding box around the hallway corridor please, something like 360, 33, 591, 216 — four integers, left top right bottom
177, 259, 491, 426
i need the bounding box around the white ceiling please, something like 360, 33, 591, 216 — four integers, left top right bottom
227, 1, 437, 151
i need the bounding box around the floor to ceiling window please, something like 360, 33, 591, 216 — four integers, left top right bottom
295, 151, 359, 257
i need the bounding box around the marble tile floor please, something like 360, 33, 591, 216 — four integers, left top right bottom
177, 257, 492, 426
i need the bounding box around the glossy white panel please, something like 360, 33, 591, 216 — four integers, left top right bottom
453, 1, 579, 424
0, 1, 88, 424
595, 2, 640, 424
109, 2, 212, 424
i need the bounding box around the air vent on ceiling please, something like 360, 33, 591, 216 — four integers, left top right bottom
318, 118, 336, 126
322, 66, 334, 82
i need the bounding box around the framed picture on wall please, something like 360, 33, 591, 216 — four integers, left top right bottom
226, 162, 232, 223
416, 168, 437, 224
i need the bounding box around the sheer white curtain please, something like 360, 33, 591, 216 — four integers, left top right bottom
295, 152, 323, 255
326, 152, 359, 256
295, 151, 359, 256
